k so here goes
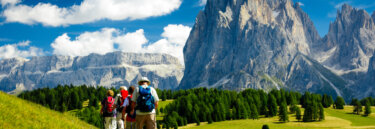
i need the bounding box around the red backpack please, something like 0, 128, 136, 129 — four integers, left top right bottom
104, 96, 115, 114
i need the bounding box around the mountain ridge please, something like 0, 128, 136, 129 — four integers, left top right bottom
0, 51, 183, 93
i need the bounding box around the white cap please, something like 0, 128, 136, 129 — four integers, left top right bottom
120, 86, 127, 91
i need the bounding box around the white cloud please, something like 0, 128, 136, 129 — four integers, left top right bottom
51, 28, 117, 56
0, 40, 44, 59
0, 0, 20, 6
115, 29, 148, 53
51, 24, 192, 64
296, 2, 304, 6
2, 0, 182, 26
146, 24, 192, 64
199, 0, 207, 6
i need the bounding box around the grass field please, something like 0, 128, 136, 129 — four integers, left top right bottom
181, 106, 375, 129
0, 91, 97, 129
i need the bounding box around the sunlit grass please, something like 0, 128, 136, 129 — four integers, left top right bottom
0, 91, 97, 129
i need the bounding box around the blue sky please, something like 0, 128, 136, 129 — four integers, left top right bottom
0, 0, 375, 63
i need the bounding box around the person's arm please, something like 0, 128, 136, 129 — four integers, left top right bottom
155, 101, 158, 109
130, 101, 136, 114
152, 88, 159, 109
122, 106, 126, 120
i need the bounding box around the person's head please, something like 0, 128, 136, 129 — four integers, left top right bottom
119, 86, 127, 91
138, 77, 151, 86
107, 90, 114, 97
128, 86, 135, 94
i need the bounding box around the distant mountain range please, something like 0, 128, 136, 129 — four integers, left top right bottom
0, 52, 183, 94
180, 0, 375, 100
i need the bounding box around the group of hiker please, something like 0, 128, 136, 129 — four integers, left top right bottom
100, 77, 159, 129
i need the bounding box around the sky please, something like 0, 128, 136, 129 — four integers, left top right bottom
0, 0, 375, 64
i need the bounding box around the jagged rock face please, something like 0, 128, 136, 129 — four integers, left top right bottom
313, 4, 375, 73
180, 0, 348, 98
355, 56, 375, 98
0, 52, 184, 92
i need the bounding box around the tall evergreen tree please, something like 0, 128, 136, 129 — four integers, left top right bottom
268, 94, 278, 117
250, 103, 259, 120
335, 97, 345, 109
364, 99, 372, 116
318, 104, 325, 121
353, 101, 362, 115
279, 102, 289, 122
296, 106, 302, 122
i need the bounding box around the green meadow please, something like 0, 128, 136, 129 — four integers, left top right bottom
180, 106, 375, 129
0, 91, 97, 129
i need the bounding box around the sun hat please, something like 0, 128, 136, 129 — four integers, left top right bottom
138, 77, 151, 85
107, 90, 114, 97
120, 86, 127, 91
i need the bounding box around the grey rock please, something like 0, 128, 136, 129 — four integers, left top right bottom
0, 52, 183, 93
313, 4, 375, 73
180, 0, 350, 98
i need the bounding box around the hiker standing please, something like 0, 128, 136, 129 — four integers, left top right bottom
115, 86, 128, 129
122, 86, 136, 129
101, 90, 117, 129
131, 77, 159, 129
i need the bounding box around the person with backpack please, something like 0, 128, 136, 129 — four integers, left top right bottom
115, 86, 128, 129
100, 90, 117, 129
122, 86, 136, 129
130, 77, 159, 129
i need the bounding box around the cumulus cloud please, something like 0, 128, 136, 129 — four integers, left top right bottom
51, 24, 191, 64
0, 0, 20, 6
146, 24, 192, 64
51, 28, 117, 56
0, 40, 44, 59
2, 0, 182, 26
115, 29, 148, 53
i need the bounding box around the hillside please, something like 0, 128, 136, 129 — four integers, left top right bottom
0, 91, 97, 129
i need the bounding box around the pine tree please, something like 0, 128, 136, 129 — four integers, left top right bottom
364, 99, 372, 116
268, 95, 278, 117
353, 101, 362, 115
162, 91, 167, 101
232, 107, 237, 120
296, 106, 302, 122
279, 102, 289, 122
303, 98, 313, 122
335, 97, 345, 109
322, 94, 332, 108
318, 103, 325, 121
250, 103, 259, 120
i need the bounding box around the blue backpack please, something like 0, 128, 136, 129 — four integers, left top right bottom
136, 86, 155, 112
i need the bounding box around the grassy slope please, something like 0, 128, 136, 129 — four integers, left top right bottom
182, 106, 375, 129
0, 91, 97, 129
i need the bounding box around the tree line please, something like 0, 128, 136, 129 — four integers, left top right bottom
17, 85, 375, 129
160, 88, 343, 128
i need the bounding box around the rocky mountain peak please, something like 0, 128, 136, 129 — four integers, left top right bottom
313, 4, 375, 72
180, 0, 347, 100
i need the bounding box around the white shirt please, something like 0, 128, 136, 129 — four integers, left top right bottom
131, 85, 159, 115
